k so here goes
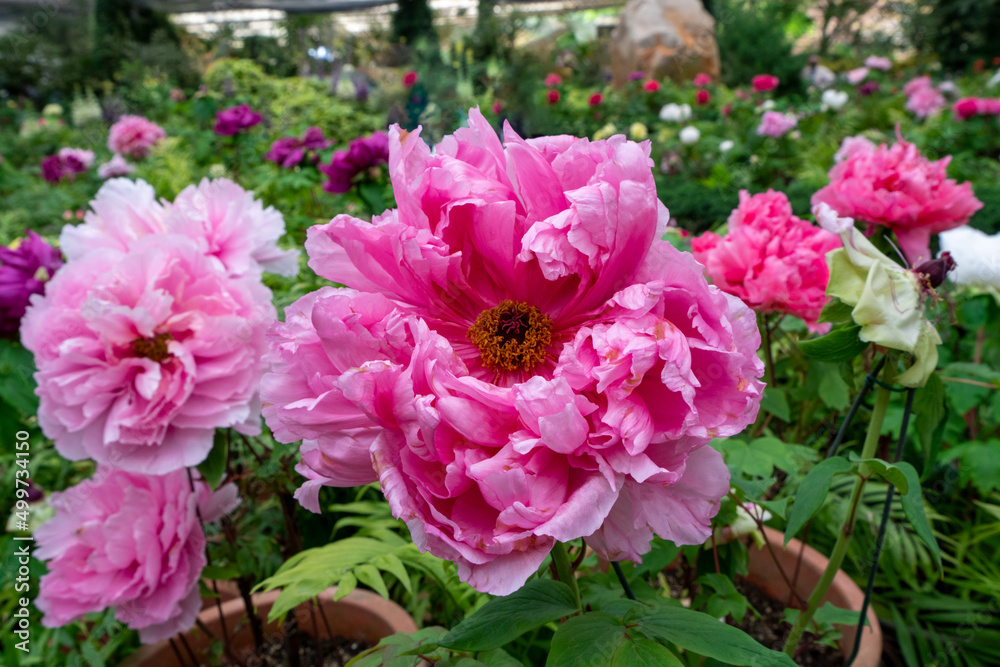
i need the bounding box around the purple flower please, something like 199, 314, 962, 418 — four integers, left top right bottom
265, 127, 331, 169
629, 71, 646, 81
41, 156, 66, 183
319, 131, 389, 194
858, 80, 880, 97
214, 104, 262, 136
0, 231, 62, 337
301, 127, 330, 152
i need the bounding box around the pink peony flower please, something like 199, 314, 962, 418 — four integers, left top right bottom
643, 80, 661, 92
262, 108, 763, 595
693, 73, 712, 87
214, 104, 262, 136
0, 231, 62, 337
97, 154, 135, 179
953, 97, 1000, 119
108, 116, 166, 159
904, 76, 946, 118
846, 67, 869, 85
167, 179, 300, 278
35, 468, 238, 643
752, 74, 779, 92
864, 56, 892, 71
811, 134, 983, 264
21, 234, 274, 474
589, 92, 604, 106
691, 190, 840, 331
547, 89, 561, 104
544, 73, 562, 87
59, 179, 168, 261
402, 71, 419, 87
756, 110, 798, 137
696, 89, 711, 105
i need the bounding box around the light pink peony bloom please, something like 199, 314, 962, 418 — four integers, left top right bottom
691, 190, 841, 331
833, 135, 876, 163
35, 468, 238, 643
903, 76, 946, 118
811, 134, 983, 264
57, 147, 95, 171
21, 234, 274, 474
262, 108, 764, 595
756, 110, 798, 137
846, 67, 869, 85
97, 154, 136, 179
108, 115, 166, 159
60, 179, 168, 261
864, 56, 892, 71
167, 178, 300, 278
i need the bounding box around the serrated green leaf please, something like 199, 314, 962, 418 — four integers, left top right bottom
799, 321, 869, 362
784, 456, 854, 546
897, 461, 942, 570
760, 386, 790, 422
197, 430, 229, 490
628, 601, 796, 666
440, 579, 579, 651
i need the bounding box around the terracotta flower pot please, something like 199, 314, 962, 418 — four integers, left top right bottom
120, 587, 418, 666
745, 526, 882, 666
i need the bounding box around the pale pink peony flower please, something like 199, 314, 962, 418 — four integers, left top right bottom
167, 178, 300, 278
846, 67, 869, 85
97, 154, 135, 179
833, 135, 876, 163
262, 108, 764, 595
864, 56, 892, 71
35, 468, 238, 643
691, 190, 841, 331
756, 110, 798, 137
904, 76, 946, 118
811, 134, 983, 264
108, 115, 166, 159
60, 179, 168, 261
21, 234, 274, 474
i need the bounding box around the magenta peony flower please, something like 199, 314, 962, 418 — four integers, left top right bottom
752, 74, 779, 92
214, 104, 262, 136
167, 178, 300, 278
40, 155, 66, 183
903, 76, 946, 118
108, 115, 166, 159
35, 468, 238, 643
0, 231, 63, 337
402, 71, 419, 87
319, 132, 389, 194
58, 148, 95, 172
858, 80, 880, 97
21, 234, 274, 474
953, 97, 1000, 120
265, 127, 331, 168
756, 110, 798, 137
691, 191, 840, 331
864, 55, 892, 70
693, 72, 712, 87
97, 154, 136, 179
262, 109, 764, 595
544, 73, 562, 87
812, 134, 983, 264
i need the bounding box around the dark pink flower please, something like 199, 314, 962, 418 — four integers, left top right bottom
402, 71, 419, 87
953, 97, 1000, 120
547, 89, 560, 105
544, 73, 562, 87
628, 71, 645, 81
214, 104, 262, 136
752, 74, 779, 92
319, 132, 389, 194
491, 101, 503, 114
108, 116, 166, 159
643, 80, 661, 92
589, 92, 604, 106
693, 73, 712, 87
0, 231, 62, 337
696, 89, 711, 105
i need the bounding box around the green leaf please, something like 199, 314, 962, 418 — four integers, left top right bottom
372, 553, 413, 594
613, 638, 684, 667
697, 574, 749, 623
546, 612, 684, 667
197, 430, 229, 490
760, 387, 790, 422
818, 299, 854, 324
896, 461, 942, 569
851, 457, 908, 494
818, 365, 851, 411
0, 340, 38, 417
202, 564, 240, 581
784, 456, 854, 546
80, 642, 106, 667
440, 579, 580, 651
913, 374, 945, 462
799, 321, 869, 362
334, 572, 358, 601
785, 602, 867, 627
348, 627, 449, 667
355, 563, 390, 599
628, 602, 797, 666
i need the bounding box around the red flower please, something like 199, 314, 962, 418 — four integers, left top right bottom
973, 59, 985, 73
545, 73, 562, 87
491, 101, 503, 114
751, 74, 779, 92
643, 80, 660, 92
994, 57, 1000, 66
589, 92, 604, 106
547, 89, 561, 105
402, 71, 419, 87
696, 89, 711, 105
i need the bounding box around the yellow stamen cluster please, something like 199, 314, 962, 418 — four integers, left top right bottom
131, 333, 173, 362
468, 301, 553, 373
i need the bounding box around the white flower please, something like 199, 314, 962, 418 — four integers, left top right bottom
42, 103, 63, 117
755, 99, 776, 114
658, 103, 692, 122
679, 126, 700, 145
989, 69, 1000, 88
939, 226, 1000, 289
821, 89, 849, 111
938, 81, 957, 94
719, 140, 734, 152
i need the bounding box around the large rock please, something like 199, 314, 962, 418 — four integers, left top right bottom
610, 0, 720, 87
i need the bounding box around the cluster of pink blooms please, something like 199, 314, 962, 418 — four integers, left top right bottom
265, 127, 332, 168
752, 74, 780, 92
691, 190, 841, 331
812, 134, 983, 264
262, 108, 764, 595
24, 177, 297, 640
214, 104, 262, 136
97, 154, 136, 179
903, 76, 947, 118
757, 110, 798, 137
41, 148, 95, 183
952, 97, 1000, 120
108, 115, 166, 159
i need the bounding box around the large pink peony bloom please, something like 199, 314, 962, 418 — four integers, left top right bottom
21, 234, 274, 474
262, 108, 764, 595
60, 179, 168, 261
108, 115, 166, 159
811, 134, 983, 264
691, 190, 840, 331
35, 468, 238, 643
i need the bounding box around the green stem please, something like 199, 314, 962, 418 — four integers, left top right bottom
783, 354, 896, 656
551, 542, 581, 610
760, 312, 776, 390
